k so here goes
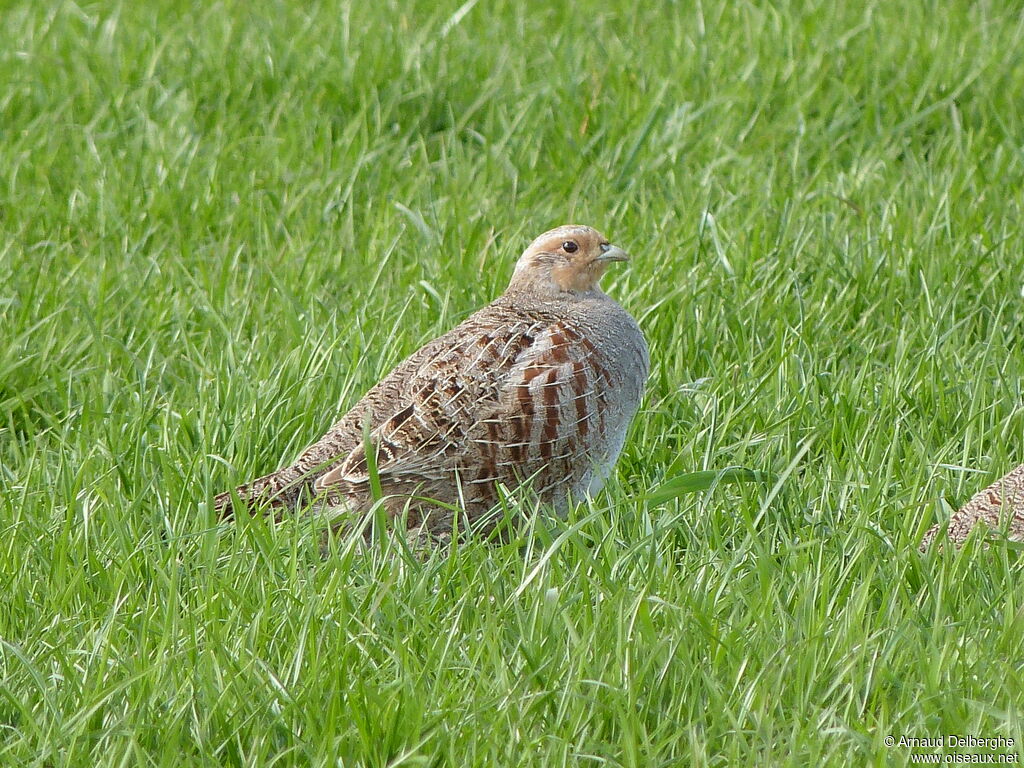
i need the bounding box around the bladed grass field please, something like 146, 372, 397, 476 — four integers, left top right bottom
2, 0, 1024, 765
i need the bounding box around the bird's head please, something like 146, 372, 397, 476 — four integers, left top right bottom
507, 225, 629, 295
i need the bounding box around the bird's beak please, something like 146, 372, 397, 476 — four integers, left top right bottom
594, 244, 630, 263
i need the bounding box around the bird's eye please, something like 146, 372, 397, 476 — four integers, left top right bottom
562, 241, 579, 253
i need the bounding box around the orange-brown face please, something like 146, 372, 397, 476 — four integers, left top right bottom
508, 225, 629, 294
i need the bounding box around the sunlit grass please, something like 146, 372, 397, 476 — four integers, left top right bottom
2, 0, 1023, 765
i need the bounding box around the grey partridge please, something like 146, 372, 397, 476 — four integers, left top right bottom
920, 464, 1024, 549
215, 225, 649, 538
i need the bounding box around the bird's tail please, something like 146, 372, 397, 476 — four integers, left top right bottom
214, 466, 311, 520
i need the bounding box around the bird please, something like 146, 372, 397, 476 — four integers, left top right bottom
920, 464, 1024, 550
214, 225, 650, 540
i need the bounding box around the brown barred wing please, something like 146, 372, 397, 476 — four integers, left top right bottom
311, 318, 551, 510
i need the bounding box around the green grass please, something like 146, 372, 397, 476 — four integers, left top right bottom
2, 0, 1024, 764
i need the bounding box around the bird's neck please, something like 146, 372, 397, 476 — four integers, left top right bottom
505, 274, 606, 298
